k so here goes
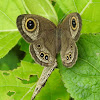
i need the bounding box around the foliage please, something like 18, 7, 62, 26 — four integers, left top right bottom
57, 33, 100, 100
0, 0, 100, 100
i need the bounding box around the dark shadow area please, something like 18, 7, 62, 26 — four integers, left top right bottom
7, 91, 15, 96
0, 45, 25, 70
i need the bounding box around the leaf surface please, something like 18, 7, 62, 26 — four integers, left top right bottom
56, 0, 100, 33
0, 0, 26, 58
0, 61, 69, 100
22, 0, 58, 25
57, 33, 100, 100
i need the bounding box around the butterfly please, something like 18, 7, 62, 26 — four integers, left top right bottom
16, 12, 82, 99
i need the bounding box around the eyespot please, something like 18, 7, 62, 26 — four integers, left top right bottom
66, 55, 69, 60
40, 52, 44, 58
69, 53, 71, 59
25, 18, 36, 32
37, 44, 40, 48
66, 53, 72, 60
71, 45, 73, 48
44, 54, 49, 60
71, 17, 77, 31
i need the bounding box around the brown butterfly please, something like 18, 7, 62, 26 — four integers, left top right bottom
16, 13, 82, 99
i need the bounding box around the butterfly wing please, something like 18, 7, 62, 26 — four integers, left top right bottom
59, 13, 82, 68
16, 14, 57, 67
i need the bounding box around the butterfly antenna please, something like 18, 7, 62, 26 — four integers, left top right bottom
59, 10, 72, 24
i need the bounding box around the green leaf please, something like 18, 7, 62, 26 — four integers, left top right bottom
18, 38, 29, 53
22, 0, 58, 25
0, 31, 21, 58
56, 0, 100, 33
57, 33, 100, 100
0, 61, 43, 100
18, 38, 34, 62
35, 68, 70, 100
0, 0, 26, 58
54, 3, 65, 21
23, 53, 34, 62
0, 61, 69, 100
0, 47, 20, 70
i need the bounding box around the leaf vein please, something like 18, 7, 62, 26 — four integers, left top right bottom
79, 58, 100, 73
72, 0, 78, 12
21, 83, 36, 100
0, 10, 15, 26
0, 34, 20, 56
80, 0, 92, 15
